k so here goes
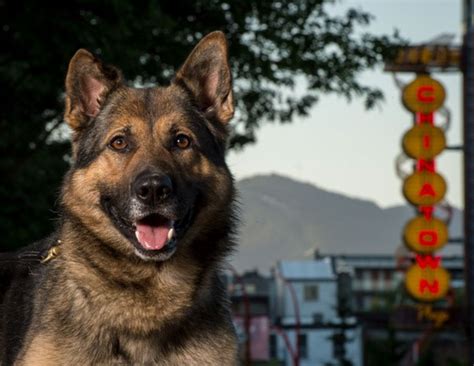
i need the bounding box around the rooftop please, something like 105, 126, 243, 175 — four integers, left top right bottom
277, 259, 336, 280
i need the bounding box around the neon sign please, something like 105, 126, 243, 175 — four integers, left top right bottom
416, 304, 449, 328
403, 171, 447, 206
400, 74, 451, 302
403, 215, 448, 253
384, 45, 461, 73
402, 75, 445, 113
402, 124, 446, 159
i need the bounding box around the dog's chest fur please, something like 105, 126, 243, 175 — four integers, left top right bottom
15, 238, 237, 365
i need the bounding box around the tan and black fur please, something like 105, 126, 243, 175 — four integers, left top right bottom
0, 31, 238, 365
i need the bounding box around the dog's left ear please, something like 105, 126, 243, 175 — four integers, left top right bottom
174, 31, 234, 124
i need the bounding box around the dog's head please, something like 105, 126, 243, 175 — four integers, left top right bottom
61, 32, 235, 263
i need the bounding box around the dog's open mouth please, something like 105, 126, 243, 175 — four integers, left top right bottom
134, 214, 175, 251
100, 196, 194, 261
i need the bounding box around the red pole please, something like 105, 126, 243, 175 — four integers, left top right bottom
271, 325, 297, 366
275, 268, 301, 366
228, 265, 251, 366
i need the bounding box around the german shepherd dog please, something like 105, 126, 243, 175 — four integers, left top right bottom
0, 31, 238, 365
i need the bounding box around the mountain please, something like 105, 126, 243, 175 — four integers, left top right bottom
230, 174, 463, 272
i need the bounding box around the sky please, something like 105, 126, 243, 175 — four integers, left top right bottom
227, 0, 464, 209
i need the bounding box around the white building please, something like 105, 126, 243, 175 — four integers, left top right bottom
272, 259, 362, 366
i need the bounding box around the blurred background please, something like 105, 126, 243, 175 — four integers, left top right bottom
1, 0, 472, 365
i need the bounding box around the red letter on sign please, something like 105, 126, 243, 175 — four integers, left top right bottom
419, 183, 436, 197
417, 112, 434, 125
416, 254, 441, 269
417, 86, 435, 103
419, 230, 438, 246
423, 135, 431, 149
419, 279, 439, 294
419, 206, 434, 220
418, 183, 436, 197
417, 159, 435, 172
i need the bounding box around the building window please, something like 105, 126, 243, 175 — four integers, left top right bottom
332, 332, 345, 358
371, 270, 379, 281
269, 334, 277, 359
384, 271, 392, 285
304, 284, 319, 301
371, 270, 380, 290
299, 333, 308, 359
313, 313, 323, 324
244, 283, 256, 295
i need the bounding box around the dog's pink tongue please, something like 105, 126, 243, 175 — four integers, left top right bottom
135, 223, 169, 250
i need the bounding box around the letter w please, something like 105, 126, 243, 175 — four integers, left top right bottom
416, 254, 441, 269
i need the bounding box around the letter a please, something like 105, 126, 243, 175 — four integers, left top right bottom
419, 183, 436, 197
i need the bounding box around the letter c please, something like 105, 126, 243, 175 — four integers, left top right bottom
417, 86, 435, 103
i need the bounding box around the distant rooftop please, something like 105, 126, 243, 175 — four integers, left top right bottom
233, 270, 271, 296
331, 254, 464, 270
277, 259, 335, 280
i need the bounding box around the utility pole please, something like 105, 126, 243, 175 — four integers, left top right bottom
463, 0, 474, 363
334, 272, 353, 366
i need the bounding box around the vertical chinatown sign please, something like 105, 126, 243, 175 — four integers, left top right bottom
400, 74, 451, 302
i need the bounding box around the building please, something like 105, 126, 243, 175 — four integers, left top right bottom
228, 270, 272, 364
331, 254, 403, 312
331, 254, 464, 313
227, 252, 468, 365
271, 259, 363, 366
329, 253, 466, 365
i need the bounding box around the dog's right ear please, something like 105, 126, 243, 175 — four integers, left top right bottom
64, 49, 122, 131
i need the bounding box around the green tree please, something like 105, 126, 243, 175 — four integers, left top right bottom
0, 0, 402, 250
366, 325, 407, 366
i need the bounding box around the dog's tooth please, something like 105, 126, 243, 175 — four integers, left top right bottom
167, 227, 175, 240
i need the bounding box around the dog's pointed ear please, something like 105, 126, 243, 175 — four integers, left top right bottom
64, 49, 122, 131
174, 31, 234, 124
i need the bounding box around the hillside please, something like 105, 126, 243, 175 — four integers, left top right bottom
231, 174, 463, 272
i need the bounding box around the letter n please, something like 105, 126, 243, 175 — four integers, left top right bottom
417, 159, 435, 172
419, 279, 439, 294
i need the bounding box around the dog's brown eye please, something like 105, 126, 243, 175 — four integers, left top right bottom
109, 136, 128, 151
175, 134, 191, 149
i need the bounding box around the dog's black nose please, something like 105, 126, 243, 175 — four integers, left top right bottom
133, 173, 173, 205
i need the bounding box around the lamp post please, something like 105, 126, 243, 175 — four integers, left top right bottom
463, 0, 474, 363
